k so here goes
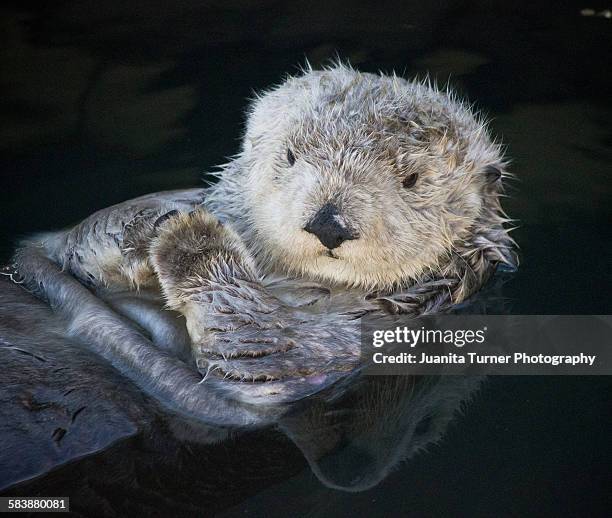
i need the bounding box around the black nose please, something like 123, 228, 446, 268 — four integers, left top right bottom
304, 203, 357, 250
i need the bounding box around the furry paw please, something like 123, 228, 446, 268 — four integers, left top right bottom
194, 312, 361, 383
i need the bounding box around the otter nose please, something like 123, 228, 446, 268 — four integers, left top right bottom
304, 203, 357, 250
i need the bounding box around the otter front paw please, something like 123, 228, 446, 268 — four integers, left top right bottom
184, 297, 297, 364
150, 209, 258, 310
194, 314, 361, 383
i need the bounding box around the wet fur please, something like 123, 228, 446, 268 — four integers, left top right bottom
206, 63, 517, 302
6, 63, 517, 410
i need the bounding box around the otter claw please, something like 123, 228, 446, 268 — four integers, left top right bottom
196, 326, 360, 383
198, 337, 295, 359
196, 325, 296, 360
198, 346, 358, 383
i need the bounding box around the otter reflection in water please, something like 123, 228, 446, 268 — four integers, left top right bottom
278, 375, 482, 492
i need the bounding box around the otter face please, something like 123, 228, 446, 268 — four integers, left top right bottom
239, 65, 506, 291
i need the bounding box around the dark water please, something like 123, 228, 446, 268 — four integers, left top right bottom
1, 1, 611, 516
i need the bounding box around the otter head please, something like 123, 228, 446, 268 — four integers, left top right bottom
236, 64, 515, 295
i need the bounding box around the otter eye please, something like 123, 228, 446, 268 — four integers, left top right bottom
484, 165, 502, 184
402, 172, 418, 189
286, 148, 296, 166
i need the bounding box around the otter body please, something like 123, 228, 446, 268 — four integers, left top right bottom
7, 64, 516, 408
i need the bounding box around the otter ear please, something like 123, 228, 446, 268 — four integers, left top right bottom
484, 165, 503, 184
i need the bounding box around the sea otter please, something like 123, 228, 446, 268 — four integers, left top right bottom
5, 63, 516, 411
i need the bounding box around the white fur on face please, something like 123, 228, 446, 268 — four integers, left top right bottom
229, 65, 506, 291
